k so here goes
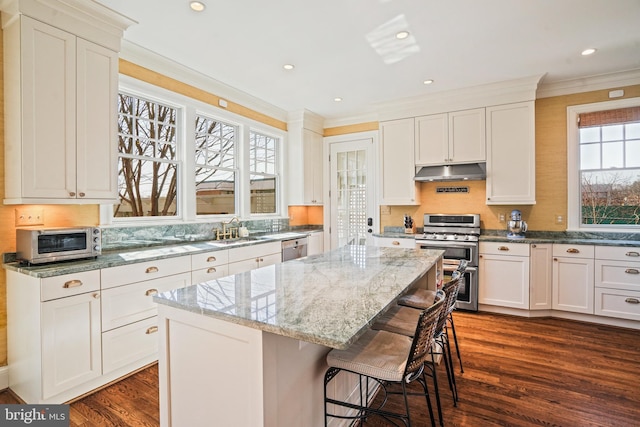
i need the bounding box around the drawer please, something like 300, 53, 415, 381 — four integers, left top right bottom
192, 264, 230, 283
375, 237, 416, 249
228, 241, 281, 263
101, 272, 191, 331
41, 270, 100, 301
595, 246, 640, 261
102, 316, 159, 375
101, 255, 191, 289
192, 249, 229, 270
479, 241, 530, 257
595, 260, 640, 291
595, 288, 640, 321
553, 244, 594, 259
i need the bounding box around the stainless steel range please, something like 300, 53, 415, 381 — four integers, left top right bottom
415, 214, 480, 311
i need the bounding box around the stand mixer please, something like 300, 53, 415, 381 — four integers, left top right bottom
507, 209, 527, 239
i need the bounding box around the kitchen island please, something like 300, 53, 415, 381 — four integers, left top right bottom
154, 245, 443, 427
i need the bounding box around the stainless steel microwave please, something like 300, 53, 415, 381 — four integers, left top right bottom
16, 227, 101, 264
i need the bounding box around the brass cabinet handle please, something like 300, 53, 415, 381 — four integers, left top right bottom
532, 244, 537, 248
553, 258, 558, 261
145, 288, 158, 296
259, 258, 264, 262
63, 280, 83, 288
69, 191, 76, 197
625, 251, 640, 257
625, 298, 640, 304
624, 268, 639, 275
79, 192, 85, 197
207, 256, 217, 262
566, 248, 580, 253
498, 246, 509, 251
146, 326, 158, 334
145, 266, 159, 274
392, 241, 400, 246
93, 293, 100, 299
206, 267, 217, 273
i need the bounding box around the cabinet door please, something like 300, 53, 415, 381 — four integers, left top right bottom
258, 252, 282, 268
307, 231, 324, 256
20, 17, 77, 199
41, 292, 102, 399
479, 253, 530, 309
228, 258, 259, 275
192, 265, 230, 283
76, 38, 119, 200
380, 118, 420, 205
530, 244, 552, 310
552, 256, 595, 314
303, 129, 324, 204
415, 114, 448, 165
449, 108, 485, 163
486, 102, 535, 204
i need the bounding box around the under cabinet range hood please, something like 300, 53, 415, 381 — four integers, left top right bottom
414, 162, 486, 182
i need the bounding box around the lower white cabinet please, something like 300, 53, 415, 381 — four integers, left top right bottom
552, 244, 595, 314
529, 243, 552, 310
594, 246, 640, 321
479, 242, 530, 309
192, 249, 230, 283
227, 241, 282, 274
102, 317, 160, 375
374, 236, 416, 249
307, 231, 325, 256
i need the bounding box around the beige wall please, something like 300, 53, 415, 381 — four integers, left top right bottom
380, 84, 640, 232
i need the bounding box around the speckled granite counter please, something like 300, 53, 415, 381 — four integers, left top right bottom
153, 245, 444, 349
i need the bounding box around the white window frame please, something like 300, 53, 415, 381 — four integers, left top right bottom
100, 75, 287, 226
566, 96, 640, 232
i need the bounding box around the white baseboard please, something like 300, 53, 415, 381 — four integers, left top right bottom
0, 366, 8, 391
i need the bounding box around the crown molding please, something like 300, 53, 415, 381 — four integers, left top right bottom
536, 69, 640, 98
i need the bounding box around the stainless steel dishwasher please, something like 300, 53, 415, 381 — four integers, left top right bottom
281, 236, 308, 261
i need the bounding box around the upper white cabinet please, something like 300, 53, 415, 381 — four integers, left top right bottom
415, 108, 486, 165
288, 111, 324, 205
380, 118, 420, 205
1, 0, 133, 204
486, 101, 536, 204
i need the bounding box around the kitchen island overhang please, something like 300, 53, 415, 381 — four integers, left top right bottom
154, 246, 444, 427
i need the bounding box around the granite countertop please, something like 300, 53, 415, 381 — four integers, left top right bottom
153, 246, 444, 349
2, 230, 318, 279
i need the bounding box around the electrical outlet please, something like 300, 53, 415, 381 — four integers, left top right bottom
15, 208, 44, 226
499, 212, 506, 222
555, 214, 564, 225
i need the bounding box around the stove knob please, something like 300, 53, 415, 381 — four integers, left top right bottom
452, 235, 458, 240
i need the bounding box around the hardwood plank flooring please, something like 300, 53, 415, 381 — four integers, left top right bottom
1, 312, 638, 426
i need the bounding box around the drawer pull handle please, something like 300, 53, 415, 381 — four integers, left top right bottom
392, 241, 400, 246
626, 251, 640, 257
207, 267, 217, 273
145, 266, 159, 274
498, 246, 509, 251
63, 280, 83, 288
566, 248, 580, 254
207, 256, 217, 262
146, 326, 158, 334
145, 288, 158, 296
625, 298, 640, 304
93, 293, 100, 299
625, 268, 639, 275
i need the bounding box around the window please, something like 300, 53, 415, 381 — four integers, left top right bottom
195, 115, 238, 215
568, 99, 640, 230
249, 131, 279, 214
115, 93, 179, 218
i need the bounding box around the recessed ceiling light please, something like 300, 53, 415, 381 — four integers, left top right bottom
395, 30, 410, 40
334, 97, 343, 102
581, 48, 597, 56
283, 64, 295, 70
423, 79, 434, 85
190, 1, 205, 12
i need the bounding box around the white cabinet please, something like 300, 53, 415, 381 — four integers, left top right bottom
7, 270, 102, 403
288, 112, 324, 205
594, 246, 640, 321
374, 236, 416, 249
380, 118, 420, 205
2, 11, 125, 204
192, 249, 230, 283
529, 243, 553, 310
486, 101, 536, 205
415, 108, 486, 165
479, 242, 530, 309
552, 244, 595, 314
307, 231, 325, 256
228, 241, 282, 274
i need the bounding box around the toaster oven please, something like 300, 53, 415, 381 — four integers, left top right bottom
16, 227, 101, 264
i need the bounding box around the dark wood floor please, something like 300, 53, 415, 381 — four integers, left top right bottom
1, 311, 639, 426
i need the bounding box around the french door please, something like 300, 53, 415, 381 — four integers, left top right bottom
328, 138, 376, 249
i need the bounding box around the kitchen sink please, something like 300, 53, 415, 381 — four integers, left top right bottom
207, 237, 262, 247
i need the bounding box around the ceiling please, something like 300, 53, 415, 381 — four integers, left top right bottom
96, 0, 640, 121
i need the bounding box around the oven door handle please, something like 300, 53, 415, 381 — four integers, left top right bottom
443, 264, 478, 273
416, 240, 478, 248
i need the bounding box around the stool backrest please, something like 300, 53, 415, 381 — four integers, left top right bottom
436, 276, 462, 331
404, 293, 445, 382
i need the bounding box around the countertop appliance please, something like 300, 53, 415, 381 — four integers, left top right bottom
16, 227, 101, 265
281, 236, 308, 261
507, 209, 527, 239
415, 214, 480, 311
